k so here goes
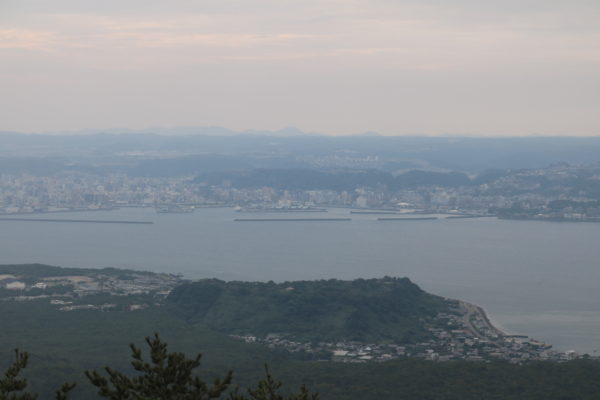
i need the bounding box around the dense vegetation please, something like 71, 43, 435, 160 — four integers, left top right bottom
0, 282, 600, 400
0, 301, 288, 400
2, 333, 317, 400
4, 265, 600, 399
166, 277, 449, 343
3, 301, 600, 400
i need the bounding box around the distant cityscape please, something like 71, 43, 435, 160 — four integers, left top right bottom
2, 163, 600, 222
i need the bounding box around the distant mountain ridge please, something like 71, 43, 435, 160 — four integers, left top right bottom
0, 125, 322, 138
2, 131, 600, 172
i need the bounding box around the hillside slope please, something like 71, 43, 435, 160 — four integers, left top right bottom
166, 277, 450, 343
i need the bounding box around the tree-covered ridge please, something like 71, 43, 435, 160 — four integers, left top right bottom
166, 277, 450, 343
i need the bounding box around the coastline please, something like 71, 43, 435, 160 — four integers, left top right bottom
474, 303, 511, 337
478, 306, 515, 337
456, 300, 509, 338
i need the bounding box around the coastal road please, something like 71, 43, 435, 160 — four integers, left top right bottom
458, 301, 505, 340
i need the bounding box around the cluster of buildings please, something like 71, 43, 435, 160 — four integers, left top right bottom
229, 334, 409, 362
0, 270, 182, 310
229, 302, 585, 364
2, 163, 600, 220
421, 306, 574, 363
0, 174, 211, 213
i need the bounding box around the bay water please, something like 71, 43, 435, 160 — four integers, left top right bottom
1, 207, 599, 353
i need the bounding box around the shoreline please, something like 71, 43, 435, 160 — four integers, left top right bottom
474, 303, 510, 337
456, 300, 510, 338
477, 307, 515, 337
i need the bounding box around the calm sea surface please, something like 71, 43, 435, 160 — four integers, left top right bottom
1, 207, 599, 353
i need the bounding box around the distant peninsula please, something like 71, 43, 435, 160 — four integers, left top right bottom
165, 277, 562, 362
0, 264, 571, 363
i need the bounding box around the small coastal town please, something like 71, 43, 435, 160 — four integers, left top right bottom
230, 303, 582, 364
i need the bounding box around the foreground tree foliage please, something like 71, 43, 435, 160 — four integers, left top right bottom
85, 333, 233, 400
0, 349, 36, 400
230, 366, 317, 400
0, 350, 74, 400
2, 334, 317, 400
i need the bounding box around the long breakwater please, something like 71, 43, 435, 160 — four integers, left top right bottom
234, 218, 352, 222
0, 217, 153, 224
377, 217, 438, 221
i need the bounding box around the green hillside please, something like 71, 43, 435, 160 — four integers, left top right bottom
166, 277, 450, 343
0, 300, 289, 400
3, 300, 600, 400
3, 265, 600, 399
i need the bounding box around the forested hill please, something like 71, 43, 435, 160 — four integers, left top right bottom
166, 277, 451, 343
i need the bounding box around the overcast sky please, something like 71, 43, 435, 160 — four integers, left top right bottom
1, 0, 599, 136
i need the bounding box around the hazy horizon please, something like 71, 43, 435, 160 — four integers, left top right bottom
2, 0, 599, 136
2, 125, 600, 138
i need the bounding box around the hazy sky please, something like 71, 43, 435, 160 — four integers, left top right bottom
1, 0, 599, 136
